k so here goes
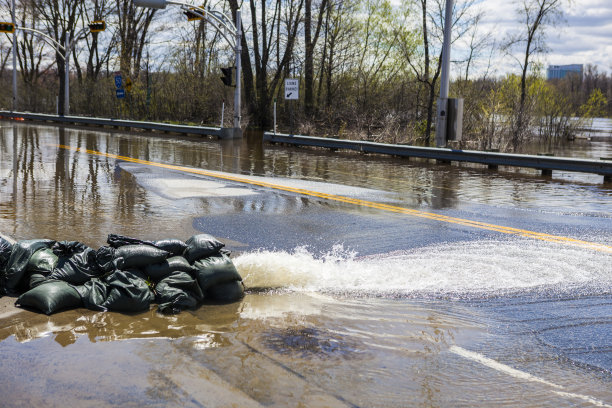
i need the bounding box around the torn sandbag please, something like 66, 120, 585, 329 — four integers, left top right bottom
145, 256, 195, 282
192, 252, 242, 292
27, 248, 59, 274
107, 233, 155, 249
207, 281, 245, 303
2, 239, 55, 295
0, 236, 13, 272
49, 247, 115, 285
156, 271, 204, 315
16, 280, 82, 315
183, 234, 225, 263
115, 245, 169, 270
154, 239, 187, 257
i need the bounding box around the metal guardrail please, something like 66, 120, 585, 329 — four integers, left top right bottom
0, 111, 225, 138
264, 132, 612, 182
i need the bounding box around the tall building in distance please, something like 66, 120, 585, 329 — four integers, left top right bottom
547, 64, 583, 80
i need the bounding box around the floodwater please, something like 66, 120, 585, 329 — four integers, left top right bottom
0, 121, 611, 407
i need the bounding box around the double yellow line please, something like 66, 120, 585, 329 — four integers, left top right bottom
57, 144, 612, 253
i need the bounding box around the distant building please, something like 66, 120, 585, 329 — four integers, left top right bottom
547, 64, 583, 80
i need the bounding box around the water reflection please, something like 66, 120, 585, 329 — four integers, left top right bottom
0, 300, 244, 346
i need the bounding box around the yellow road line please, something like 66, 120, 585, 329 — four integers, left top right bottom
56, 144, 612, 253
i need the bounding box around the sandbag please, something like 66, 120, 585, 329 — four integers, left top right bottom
192, 252, 242, 292
94, 246, 117, 273
156, 271, 204, 315
50, 248, 108, 285
27, 248, 59, 274
207, 281, 245, 303
52, 241, 89, 257
74, 278, 110, 312
2, 239, 55, 294
101, 270, 154, 312
16, 280, 82, 315
76, 270, 153, 312
0, 237, 12, 272
107, 234, 155, 249
144, 256, 195, 282
115, 245, 169, 269
183, 234, 224, 263
29, 273, 48, 289
154, 239, 187, 257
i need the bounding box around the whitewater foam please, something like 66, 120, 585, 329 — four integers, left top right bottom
233, 240, 612, 298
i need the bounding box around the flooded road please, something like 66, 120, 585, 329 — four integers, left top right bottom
0, 122, 611, 407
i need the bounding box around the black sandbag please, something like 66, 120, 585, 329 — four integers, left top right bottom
74, 278, 110, 312
29, 273, 48, 289
2, 239, 55, 294
193, 252, 242, 292
49, 248, 108, 285
102, 270, 154, 312
0, 237, 12, 272
183, 234, 225, 263
95, 246, 117, 274
154, 239, 187, 257
144, 256, 195, 282
156, 271, 204, 315
27, 248, 59, 274
115, 245, 169, 269
16, 280, 82, 315
52, 241, 89, 257
207, 281, 245, 303
107, 234, 155, 249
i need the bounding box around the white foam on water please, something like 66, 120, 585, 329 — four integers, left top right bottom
234, 240, 612, 297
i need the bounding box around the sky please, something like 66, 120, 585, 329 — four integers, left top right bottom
469, 0, 612, 77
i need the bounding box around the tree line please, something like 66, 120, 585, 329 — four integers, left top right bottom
0, 0, 610, 152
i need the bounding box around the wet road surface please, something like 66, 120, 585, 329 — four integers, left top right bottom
0, 122, 611, 407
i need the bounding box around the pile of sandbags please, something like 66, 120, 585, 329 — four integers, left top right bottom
0, 233, 244, 315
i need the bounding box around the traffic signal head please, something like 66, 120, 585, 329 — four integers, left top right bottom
184, 8, 204, 21
0, 22, 15, 34
88, 21, 106, 33
220, 67, 234, 87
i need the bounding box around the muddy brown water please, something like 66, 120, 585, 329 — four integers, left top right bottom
0, 122, 611, 407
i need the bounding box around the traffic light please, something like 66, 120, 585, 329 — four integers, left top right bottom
220, 67, 234, 87
88, 21, 106, 33
0, 22, 15, 34
184, 8, 204, 21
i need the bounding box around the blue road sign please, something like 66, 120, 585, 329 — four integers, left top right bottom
116, 89, 126, 99
115, 75, 123, 89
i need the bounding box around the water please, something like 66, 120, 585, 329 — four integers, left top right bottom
0, 121, 611, 407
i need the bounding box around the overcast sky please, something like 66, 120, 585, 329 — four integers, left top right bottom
468, 0, 612, 77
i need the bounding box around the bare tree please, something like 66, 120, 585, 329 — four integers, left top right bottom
116, 0, 157, 79
304, 0, 328, 116
228, 0, 304, 128
504, 0, 565, 150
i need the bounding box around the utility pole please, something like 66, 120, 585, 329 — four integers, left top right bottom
435, 0, 453, 147
64, 36, 70, 115
233, 10, 241, 136
11, 0, 17, 111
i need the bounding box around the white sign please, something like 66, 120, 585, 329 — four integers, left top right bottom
284, 79, 299, 100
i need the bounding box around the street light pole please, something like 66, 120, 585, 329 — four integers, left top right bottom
11, 0, 17, 111
233, 10, 241, 135
435, 0, 453, 147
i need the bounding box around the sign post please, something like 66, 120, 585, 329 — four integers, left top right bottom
284, 79, 299, 100
284, 79, 299, 135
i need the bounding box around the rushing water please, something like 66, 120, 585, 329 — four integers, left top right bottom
0, 121, 610, 407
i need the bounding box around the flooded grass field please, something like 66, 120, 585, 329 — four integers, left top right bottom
0, 121, 611, 407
